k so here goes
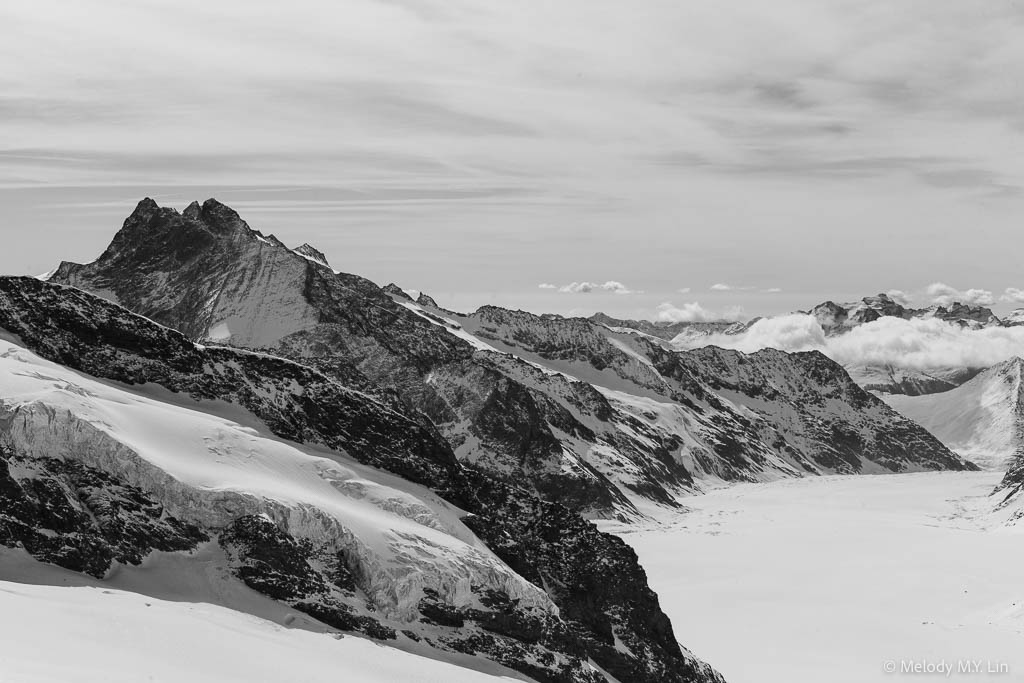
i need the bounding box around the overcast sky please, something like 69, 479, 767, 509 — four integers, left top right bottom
4, 0, 1024, 319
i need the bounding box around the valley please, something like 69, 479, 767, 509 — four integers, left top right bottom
608, 472, 1024, 683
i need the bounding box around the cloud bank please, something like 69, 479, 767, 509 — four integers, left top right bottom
658, 301, 745, 323
680, 314, 1024, 371
1001, 287, 1024, 304
925, 282, 994, 307
547, 280, 639, 295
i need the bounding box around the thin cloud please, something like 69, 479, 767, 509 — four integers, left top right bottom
711, 283, 758, 292
538, 283, 557, 289
557, 280, 639, 295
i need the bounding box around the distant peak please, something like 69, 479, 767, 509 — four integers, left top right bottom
1001, 357, 1024, 373
416, 292, 439, 308
182, 200, 202, 221
293, 243, 330, 268
130, 197, 161, 217
975, 356, 1024, 383
383, 283, 413, 301
198, 198, 245, 231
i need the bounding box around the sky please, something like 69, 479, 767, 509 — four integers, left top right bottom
4, 0, 1024, 320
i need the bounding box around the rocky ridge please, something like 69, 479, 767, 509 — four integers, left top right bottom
50, 199, 974, 510
0, 275, 723, 683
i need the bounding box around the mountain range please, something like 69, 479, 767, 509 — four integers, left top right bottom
3, 197, 1016, 682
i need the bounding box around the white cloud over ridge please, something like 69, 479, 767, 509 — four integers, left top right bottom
885, 289, 912, 305
680, 313, 1024, 371
1001, 287, 1024, 304
926, 282, 994, 307
658, 301, 745, 323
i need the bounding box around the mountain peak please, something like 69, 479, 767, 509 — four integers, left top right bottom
195, 198, 250, 235
293, 243, 330, 268
416, 292, 439, 308
382, 283, 413, 301
182, 200, 202, 221
131, 197, 161, 216
992, 356, 1024, 377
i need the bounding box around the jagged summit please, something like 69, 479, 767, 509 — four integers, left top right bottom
293, 243, 330, 268
415, 291, 439, 308
808, 292, 1001, 335
589, 311, 747, 341
1004, 309, 1024, 326
48, 198, 975, 508
382, 283, 413, 301
2, 271, 729, 683
993, 356, 1024, 376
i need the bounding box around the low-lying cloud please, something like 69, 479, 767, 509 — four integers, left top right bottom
679, 313, 1024, 371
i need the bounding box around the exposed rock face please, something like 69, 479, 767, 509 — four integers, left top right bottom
589, 312, 750, 342
51, 199, 640, 518
0, 446, 207, 577
1003, 309, 1024, 327
293, 243, 330, 268
48, 199, 974, 509
795, 293, 1002, 396
671, 346, 974, 475
0, 276, 724, 683
451, 304, 973, 479
416, 291, 440, 308
805, 293, 1002, 336
845, 365, 974, 397
383, 283, 413, 300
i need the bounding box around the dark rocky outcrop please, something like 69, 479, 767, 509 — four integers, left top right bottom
0, 275, 724, 683
0, 445, 207, 577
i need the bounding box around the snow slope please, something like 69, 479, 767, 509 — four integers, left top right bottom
608, 473, 1024, 683
0, 579, 521, 683
884, 358, 1024, 470
0, 337, 554, 622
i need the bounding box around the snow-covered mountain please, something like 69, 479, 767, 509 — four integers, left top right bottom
3, 196, 990, 681
451, 305, 971, 479
49, 199, 973, 511
0, 276, 723, 683
878, 358, 1024, 525
804, 294, 1007, 396
808, 293, 1004, 334
883, 358, 1024, 471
